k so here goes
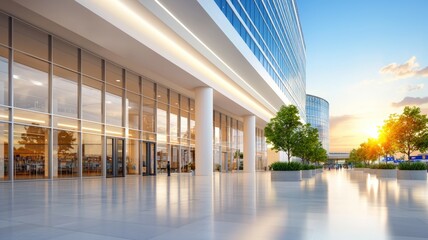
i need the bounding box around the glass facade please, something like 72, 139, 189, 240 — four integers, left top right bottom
214, 0, 306, 119
306, 94, 329, 152
0, 12, 267, 181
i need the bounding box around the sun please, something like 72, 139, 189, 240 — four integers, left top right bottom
365, 125, 379, 139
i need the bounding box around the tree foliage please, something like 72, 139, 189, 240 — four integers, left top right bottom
389, 106, 428, 160
264, 105, 302, 162
351, 106, 428, 162
294, 124, 327, 164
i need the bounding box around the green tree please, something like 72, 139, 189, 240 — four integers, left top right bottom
309, 142, 328, 165
359, 138, 381, 164
388, 106, 428, 160
294, 124, 320, 164
378, 119, 397, 159
349, 147, 364, 165
264, 105, 302, 162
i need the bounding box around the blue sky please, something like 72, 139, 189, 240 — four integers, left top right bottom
298, 0, 428, 152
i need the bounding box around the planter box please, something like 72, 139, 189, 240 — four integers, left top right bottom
377, 169, 397, 178
397, 170, 427, 180
362, 168, 370, 173
271, 171, 302, 181
302, 170, 312, 178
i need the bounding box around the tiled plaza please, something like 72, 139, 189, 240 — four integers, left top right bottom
0, 170, 427, 240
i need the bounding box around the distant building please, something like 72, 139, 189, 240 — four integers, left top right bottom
306, 94, 329, 152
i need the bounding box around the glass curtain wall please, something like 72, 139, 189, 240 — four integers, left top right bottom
0, 12, 267, 181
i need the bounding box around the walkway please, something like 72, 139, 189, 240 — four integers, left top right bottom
0, 170, 427, 239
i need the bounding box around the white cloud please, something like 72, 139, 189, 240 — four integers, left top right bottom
380, 56, 428, 79
392, 96, 428, 107
406, 83, 424, 92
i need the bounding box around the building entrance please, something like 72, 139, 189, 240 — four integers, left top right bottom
106, 138, 124, 178
142, 142, 156, 176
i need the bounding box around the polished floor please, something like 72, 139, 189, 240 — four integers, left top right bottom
0, 170, 427, 240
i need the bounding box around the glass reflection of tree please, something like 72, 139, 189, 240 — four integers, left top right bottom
17, 126, 47, 176
57, 130, 76, 156
57, 130, 76, 177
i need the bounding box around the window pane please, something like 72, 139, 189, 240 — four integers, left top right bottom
190, 100, 195, 113
142, 79, 155, 99
105, 85, 123, 126
126, 71, 140, 94
0, 13, 8, 46
81, 51, 102, 80
13, 52, 49, 112
13, 20, 48, 60
127, 92, 140, 130
157, 85, 168, 104
170, 90, 179, 107
0, 46, 8, 106
156, 103, 167, 142
53, 116, 78, 131
180, 110, 189, 139
190, 113, 195, 140
53, 66, 78, 118
14, 124, 49, 179
53, 130, 78, 178
14, 109, 49, 127
127, 139, 139, 175
170, 107, 179, 144
142, 97, 155, 133
106, 62, 123, 88
82, 121, 102, 134
0, 122, 8, 181
82, 133, 102, 176
180, 96, 189, 111
156, 143, 168, 174
82, 76, 102, 122
53, 37, 78, 71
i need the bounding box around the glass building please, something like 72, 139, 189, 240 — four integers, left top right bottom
306, 94, 329, 152
0, 0, 304, 181
214, 0, 306, 119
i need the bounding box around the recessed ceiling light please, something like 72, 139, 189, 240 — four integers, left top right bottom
31, 80, 43, 86
13, 75, 19, 79
116, 79, 121, 82
106, 101, 112, 104
157, 95, 161, 98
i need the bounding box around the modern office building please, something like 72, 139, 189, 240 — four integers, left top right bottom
0, 0, 305, 181
306, 94, 329, 152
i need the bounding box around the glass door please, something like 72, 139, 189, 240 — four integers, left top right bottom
141, 141, 156, 176
170, 145, 179, 173
106, 138, 124, 178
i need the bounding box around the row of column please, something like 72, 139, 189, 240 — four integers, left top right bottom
195, 87, 256, 176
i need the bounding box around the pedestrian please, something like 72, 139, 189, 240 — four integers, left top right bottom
167, 161, 171, 177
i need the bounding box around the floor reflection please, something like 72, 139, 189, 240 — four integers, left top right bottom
0, 170, 427, 239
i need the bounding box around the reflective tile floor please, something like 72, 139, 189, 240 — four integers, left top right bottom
1, 170, 428, 240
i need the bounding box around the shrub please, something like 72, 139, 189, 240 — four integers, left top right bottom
309, 165, 317, 170
377, 163, 396, 169
369, 164, 379, 169
270, 162, 302, 171
354, 162, 367, 168
398, 162, 427, 170
301, 164, 310, 170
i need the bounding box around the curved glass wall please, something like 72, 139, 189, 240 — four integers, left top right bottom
214, 0, 306, 119
0, 12, 267, 181
306, 94, 329, 152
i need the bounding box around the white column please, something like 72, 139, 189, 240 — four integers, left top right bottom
243, 115, 256, 173
195, 87, 213, 176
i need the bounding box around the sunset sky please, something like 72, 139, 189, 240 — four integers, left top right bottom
299, 0, 428, 152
